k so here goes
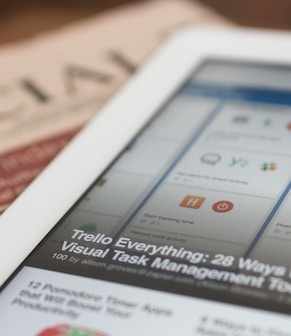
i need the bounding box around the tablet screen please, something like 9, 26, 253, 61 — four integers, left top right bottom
2, 60, 291, 335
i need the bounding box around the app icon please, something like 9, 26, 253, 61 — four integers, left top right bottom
212, 200, 234, 213
180, 195, 206, 209
260, 162, 277, 171
201, 153, 221, 165
228, 157, 248, 167
37, 324, 109, 336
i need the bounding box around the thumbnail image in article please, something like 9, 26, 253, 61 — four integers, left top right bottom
27, 182, 291, 315
27, 62, 291, 315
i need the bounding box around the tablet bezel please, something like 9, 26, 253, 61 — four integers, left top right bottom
1, 26, 291, 287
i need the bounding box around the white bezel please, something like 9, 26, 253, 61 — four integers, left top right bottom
1, 26, 291, 286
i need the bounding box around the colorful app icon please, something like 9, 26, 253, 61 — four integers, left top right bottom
212, 200, 234, 213
37, 324, 109, 336
179, 195, 206, 209
260, 162, 277, 171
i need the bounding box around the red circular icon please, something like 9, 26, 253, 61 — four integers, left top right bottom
212, 200, 234, 213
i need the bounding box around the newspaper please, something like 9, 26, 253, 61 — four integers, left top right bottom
0, 0, 229, 212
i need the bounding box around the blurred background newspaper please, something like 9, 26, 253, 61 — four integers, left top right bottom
0, 0, 229, 213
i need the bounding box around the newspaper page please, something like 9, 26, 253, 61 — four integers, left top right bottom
0, 0, 230, 212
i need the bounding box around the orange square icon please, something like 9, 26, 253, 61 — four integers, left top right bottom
179, 195, 206, 209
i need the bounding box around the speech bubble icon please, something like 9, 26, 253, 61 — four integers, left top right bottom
200, 153, 221, 165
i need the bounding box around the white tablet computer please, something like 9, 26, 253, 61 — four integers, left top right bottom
1, 27, 291, 335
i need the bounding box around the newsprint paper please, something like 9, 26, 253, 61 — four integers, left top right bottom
0, 0, 229, 212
